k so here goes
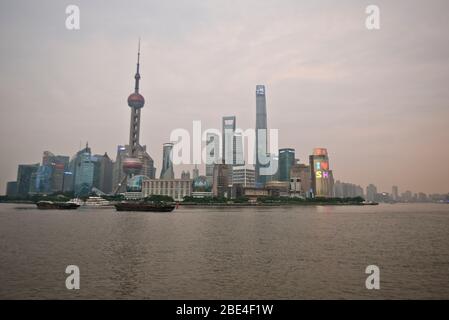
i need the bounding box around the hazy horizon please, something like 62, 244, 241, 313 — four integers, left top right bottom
1, 0, 449, 195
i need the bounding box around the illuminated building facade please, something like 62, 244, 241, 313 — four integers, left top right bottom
309, 148, 334, 198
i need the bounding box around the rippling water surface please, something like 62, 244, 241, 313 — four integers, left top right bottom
0, 203, 448, 299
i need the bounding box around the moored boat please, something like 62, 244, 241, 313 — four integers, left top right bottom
114, 201, 176, 212
83, 196, 113, 208
36, 201, 80, 210
362, 201, 379, 205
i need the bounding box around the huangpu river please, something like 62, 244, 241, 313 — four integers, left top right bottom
0, 203, 448, 299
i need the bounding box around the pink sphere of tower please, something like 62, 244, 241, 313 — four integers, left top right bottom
122, 157, 143, 175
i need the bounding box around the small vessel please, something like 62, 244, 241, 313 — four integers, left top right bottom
83, 196, 113, 208
36, 201, 80, 210
69, 198, 83, 206
363, 201, 379, 205
114, 201, 176, 212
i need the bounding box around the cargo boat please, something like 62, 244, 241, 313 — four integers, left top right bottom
36, 201, 80, 210
114, 201, 176, 212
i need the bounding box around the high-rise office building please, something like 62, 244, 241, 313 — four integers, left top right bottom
112, 145, 128, 192
160, 143, 175, 180
222, 116, 244, 166
192, 164, 199, 179
232, 166, 255, 187
235, 131, 244, 166
16, 163, 39, 196
6, 181, 18, 197
212, 164, 231, 198
334, 180, 364, 198
309, 148, 334, 198
222, 116, 236, 165
392, 185, 399, 201
29, 151, 70, 194
32, 165, 52, 194
290, 163, 312, 198
402, 190, 413, 202
278, 148, 295, 182
46, 153, 70, 193
418, 192, 428, 202
72, 146, 95, 196
92, 153, 113, 194
181, 170, 191, 180
255, 85, 268, 187
366, 184, 378, 202
69, 144, 90, 190
222, 116, 245, 185
206, 132, 220, 184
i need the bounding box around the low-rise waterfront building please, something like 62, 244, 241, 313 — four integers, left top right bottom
142, 179, 192, 201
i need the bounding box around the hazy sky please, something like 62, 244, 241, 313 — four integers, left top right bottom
1, 0, 449, 194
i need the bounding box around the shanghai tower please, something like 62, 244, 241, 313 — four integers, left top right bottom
255, 85, 268, 187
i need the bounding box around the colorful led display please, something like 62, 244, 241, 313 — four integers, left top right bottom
315, 161, 329, 179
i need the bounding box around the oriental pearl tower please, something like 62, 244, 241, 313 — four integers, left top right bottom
116, 40, 145, 191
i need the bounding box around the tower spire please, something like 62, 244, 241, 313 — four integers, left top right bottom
134, 38, 141, 93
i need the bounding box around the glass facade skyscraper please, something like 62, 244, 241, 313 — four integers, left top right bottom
16, 163, 39, 196
222, 116, 236, 165
278, 148, 295, 182
206, 132, 220, 184
92, 153, 113, 194
160, 143, 174, 180
255, 85, 268, 187
74, 149, 95, 196
68, 144, 94, 196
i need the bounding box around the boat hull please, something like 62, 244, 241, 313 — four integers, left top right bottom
114, 202, 175, 212
36, 202, 80, 210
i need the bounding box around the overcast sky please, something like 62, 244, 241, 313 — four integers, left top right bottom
1, 0, 448, 194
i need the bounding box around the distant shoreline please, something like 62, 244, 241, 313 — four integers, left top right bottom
179, 202, 375, 207
2, 201, 447, 207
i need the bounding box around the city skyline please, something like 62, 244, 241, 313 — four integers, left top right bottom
1, 1, 449, 195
